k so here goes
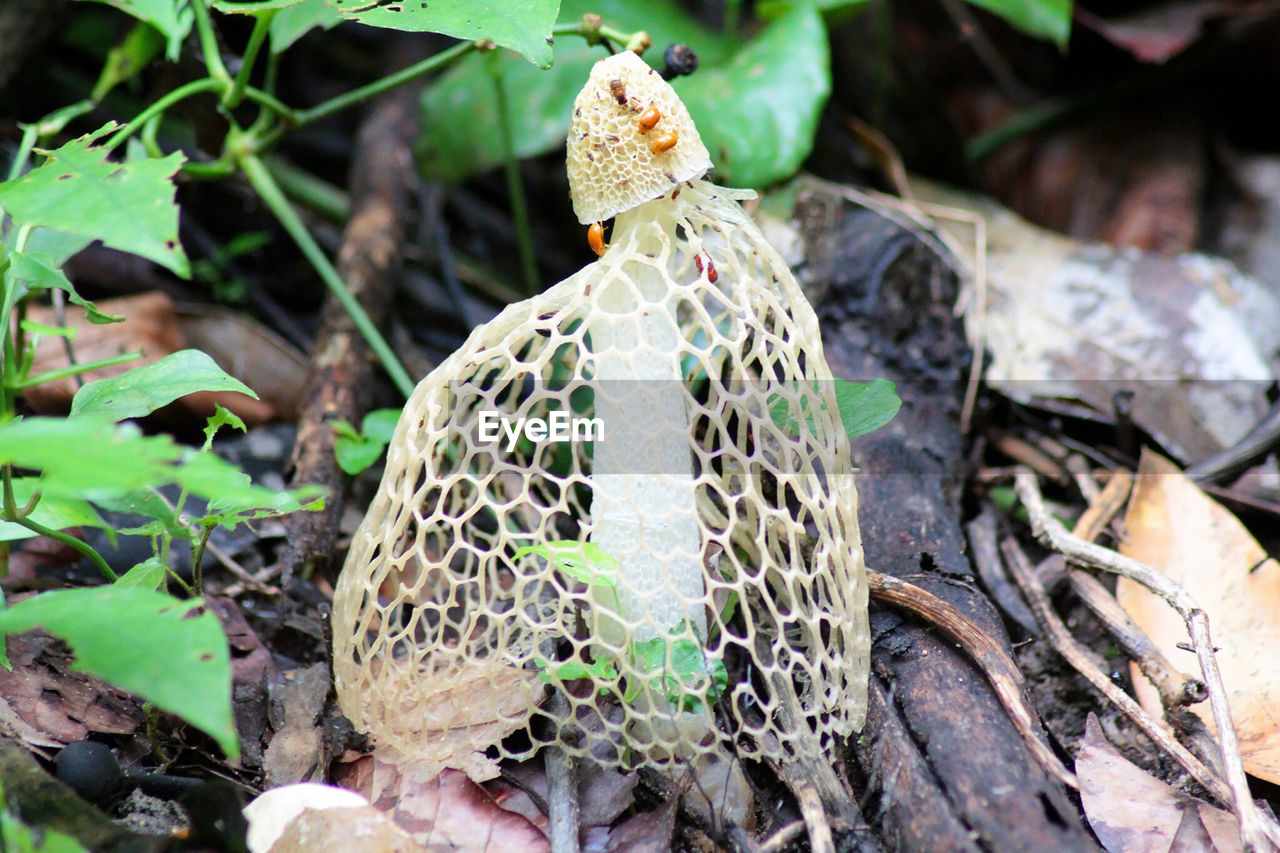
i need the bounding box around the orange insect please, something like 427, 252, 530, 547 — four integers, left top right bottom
649, 132, 678, 155
588, 222, 608, 257
637, 107, 661, 132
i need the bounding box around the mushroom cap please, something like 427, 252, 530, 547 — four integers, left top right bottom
567, 51, 712, 224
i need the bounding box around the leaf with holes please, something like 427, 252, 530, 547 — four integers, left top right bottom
0, 586, 238, 758
329, 0, 560, 67
0, 126, 188, 276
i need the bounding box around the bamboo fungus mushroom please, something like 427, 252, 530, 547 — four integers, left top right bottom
332, 50, 869, 777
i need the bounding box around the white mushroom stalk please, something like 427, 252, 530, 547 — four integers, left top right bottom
568, 52, 715, 649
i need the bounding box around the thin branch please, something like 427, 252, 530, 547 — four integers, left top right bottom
1014, 467, 1276, 852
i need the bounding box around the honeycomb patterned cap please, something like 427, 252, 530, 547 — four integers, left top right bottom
567, 50, 712, 224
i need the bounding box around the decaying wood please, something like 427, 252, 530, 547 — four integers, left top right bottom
867, 570, 1077, 788
795, 184, 1098, 851
279, 83, 419, 581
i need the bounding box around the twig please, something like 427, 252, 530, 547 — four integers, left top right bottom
1000, 538, 1234, 797
1013, 467, 1276, 852
203, 539, 279, 596
868, 570, 1077, 788
1067, 570, 1204, 709
992, 434, 1067, 483
1065, 455, 1100, 503
935, 0, 1033, 105
757, 820, 805, 853
965, 510, 1038, 634
637, 766, 758, 853
544, 691, 580, 853
1062, 473, 1204, 707
1069, 466, 1130, 543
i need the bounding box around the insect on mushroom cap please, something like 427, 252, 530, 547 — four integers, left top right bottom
567, 51, 712, 224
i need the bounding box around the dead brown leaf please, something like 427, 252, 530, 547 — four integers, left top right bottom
0, 631, 143, 750
603, 797, 677, 853
910, 179, 1280, 466
1117, 448, 1280, 783
336, 755, 549, 852
1077, 714, 1238, 852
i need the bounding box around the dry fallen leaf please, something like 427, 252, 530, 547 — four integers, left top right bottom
335, 756, 549, 852
910, 179, 1280, 464
0, 631, 143, 750
1117, 448, 1280, 783
1077, 714, 1238, 852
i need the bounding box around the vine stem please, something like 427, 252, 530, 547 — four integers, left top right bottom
190, 0, 232, 86
238, 153, 415, 397
487, 53, 539, 294
226, 10, 277, 109
105, 78, 224, 152
25, 519, 117, 581
294, 39, 474, 127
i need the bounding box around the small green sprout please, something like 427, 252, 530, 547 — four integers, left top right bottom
518, 542, 726, 712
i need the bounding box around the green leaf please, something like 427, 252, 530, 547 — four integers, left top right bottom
0, 477, 113, 543
115, 556, 167, 590
1, 800, 90, 853
0, 586, 238, 758
833, 379, 900, 439
0, 126, 189, 276
210, 0, 304, 12
361, 408, 401, 443
631, 622, 727, 711
534, 656, 618, 684
18, 230, 93, 267
758, 0, 872, 12
769, 379, 899, 441
329, 0, 560, 67
269, 0, 344, 52
73, 0, 195, 61
333, 409, 400, 475
70, 350, 256, 421
963, 0, 1072, 46
675, 6, 829, 187
8, 252, 124, 324
93, 22, 167, 102
333, 435, 385, 476
515, 540, 618, 587
176, 452, 321, 525
0, 418, 185, 502
418, 0, 730, 180
203, 404, 247, 450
